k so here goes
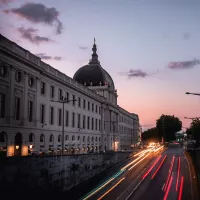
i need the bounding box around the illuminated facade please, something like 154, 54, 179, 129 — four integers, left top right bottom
0, 34, 140, 156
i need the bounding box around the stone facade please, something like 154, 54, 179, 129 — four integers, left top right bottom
0, 34, 140, 156
0, 152, 133, 191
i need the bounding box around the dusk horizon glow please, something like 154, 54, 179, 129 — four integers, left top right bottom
1, 0, 200, 131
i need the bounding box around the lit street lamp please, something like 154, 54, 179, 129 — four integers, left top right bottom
51, 97, 77, 154
185, 92, 200, 96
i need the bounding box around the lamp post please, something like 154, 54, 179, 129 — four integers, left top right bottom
51, 97, 77, 154
185, 92, 200, 96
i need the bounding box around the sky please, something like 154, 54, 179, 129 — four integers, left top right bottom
1, 0, 200, 130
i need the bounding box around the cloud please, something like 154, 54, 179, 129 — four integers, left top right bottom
183, 33, 191, 40
35, 53, 63, 61
4, 3, 63, 34
127, 69, 148, 78
17, 27, 52, 44
168, 59, 200, 70
79, 46, 88, 50
0, 0, 13, 5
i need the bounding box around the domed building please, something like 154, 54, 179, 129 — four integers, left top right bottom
0, 34, 140, 157
73, 39, 118, 105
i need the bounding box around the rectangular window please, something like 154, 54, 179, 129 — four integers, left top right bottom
72, 112, 75, 127
83, 115, 85, 129
66, 92, 69, 101
14, 97, 20, 120
92, 103, 94, 112
78, 114, 81, 128
65, 111, 69, 126
50, 86, 54, 98
28, 101, 33, 122
83, 99, 86, 109
41, 82, 45, 94
78, 97, 81, 107
59, 89, 62, 100
87, 116, 90, 129
50, 107, 54, 125
92, 118, 94, 130
95, 119, 97, 130
40, 104, 45, 123
0, 93, 5, 118
96, 105, 98, 113
88, 102, 90, 111
99, 119, 101, 131
73, 95, 75, 106
99, 107, 101, 114
58, 109, 62, 126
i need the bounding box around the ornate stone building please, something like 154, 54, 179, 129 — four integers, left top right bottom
0, 35, 140, 156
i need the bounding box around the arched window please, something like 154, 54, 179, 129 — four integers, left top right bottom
91, 137, 94, 142
99, 137, 101, 142
40, 134, 44, 142
0, 132, 7, 142
49, 134, 54, 142
65, 135, 69, 141
83, 136, 85, 142
58, 135, 61, 142
72, 135, 75, 141
87, 136, 90, 142
29, 133, 34, 143
96, 137, 98, 141
77, 136, 80, 141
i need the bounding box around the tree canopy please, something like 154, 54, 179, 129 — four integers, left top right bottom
156, 115, 182, 142
187, 118, 200, 142
142, 127, 161, 142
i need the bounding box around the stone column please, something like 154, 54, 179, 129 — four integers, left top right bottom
8, 66, 15, 124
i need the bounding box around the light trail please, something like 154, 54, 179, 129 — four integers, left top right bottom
133, 150, 149, 157
163, 156, 175, 191
178, 176, 184, 200
97, 177, 125, 200
142, 155, 162, 179
81, 170, 124, 200
176, 157, 181, 191
151, 155, 167, 179
128, 152, 151, 170
121, 153, 146, 171
163, 176, 173, 200
154, 145, 164, 152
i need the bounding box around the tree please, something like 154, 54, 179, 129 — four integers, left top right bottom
188, 118, 200, 142
156, 115, 182, 142
142, 127, 161, 142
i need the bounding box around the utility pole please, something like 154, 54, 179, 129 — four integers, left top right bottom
162, 116, 165, 143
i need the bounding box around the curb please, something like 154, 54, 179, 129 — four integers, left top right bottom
184, 151, 199, 200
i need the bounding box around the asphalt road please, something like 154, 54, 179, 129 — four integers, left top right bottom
77, 144, 192, 200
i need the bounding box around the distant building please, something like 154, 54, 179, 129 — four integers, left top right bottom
0, 35, 140, 156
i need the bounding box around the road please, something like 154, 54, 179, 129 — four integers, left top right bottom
75, 144, 192, 200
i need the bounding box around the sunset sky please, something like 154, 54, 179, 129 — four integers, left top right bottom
1, 0, 200, 130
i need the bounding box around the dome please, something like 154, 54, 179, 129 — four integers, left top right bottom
73, 39, 115, 90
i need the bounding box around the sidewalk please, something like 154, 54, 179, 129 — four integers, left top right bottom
184, 151, 200, 200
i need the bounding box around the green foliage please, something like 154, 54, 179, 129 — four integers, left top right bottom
156, 114, 182, 142
188, 118, 200, 141
142, 127, 161, 142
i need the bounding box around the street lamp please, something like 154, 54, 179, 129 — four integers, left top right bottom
51, 96, 77, 154
185, 92, 200, 96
